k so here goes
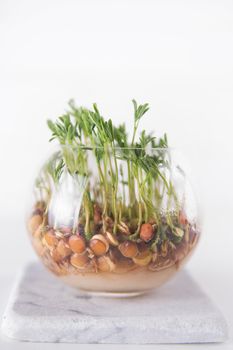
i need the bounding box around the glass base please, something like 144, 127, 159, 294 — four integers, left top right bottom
79, 289, 148, 298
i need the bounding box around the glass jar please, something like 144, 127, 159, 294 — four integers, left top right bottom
27, 146, 200, 296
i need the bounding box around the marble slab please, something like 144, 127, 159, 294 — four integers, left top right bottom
1, 262, 228, 344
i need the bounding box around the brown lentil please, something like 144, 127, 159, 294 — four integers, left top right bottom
118, 241, 138, 258
140, 223, 154, 242
70, 252, 89, 269
69, 235, 86, 254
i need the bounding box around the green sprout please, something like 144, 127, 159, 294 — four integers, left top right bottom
41, 99, 181, 241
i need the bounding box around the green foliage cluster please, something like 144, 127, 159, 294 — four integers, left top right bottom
38, 100, 179, 239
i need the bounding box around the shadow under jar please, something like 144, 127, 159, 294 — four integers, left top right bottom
27, 146, 200, 296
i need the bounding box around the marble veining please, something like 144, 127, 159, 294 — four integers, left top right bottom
1, 262, 228, 343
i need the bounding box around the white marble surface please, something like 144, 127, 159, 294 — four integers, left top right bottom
1, 262, 228, 344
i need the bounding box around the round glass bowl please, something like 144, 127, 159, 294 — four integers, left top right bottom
27, 146, 200, 296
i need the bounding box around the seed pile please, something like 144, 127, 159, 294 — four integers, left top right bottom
28, 201, 199, 276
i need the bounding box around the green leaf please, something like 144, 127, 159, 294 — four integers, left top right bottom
132, 99, 149, 122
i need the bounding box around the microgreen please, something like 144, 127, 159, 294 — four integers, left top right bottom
41, 99, 180, 240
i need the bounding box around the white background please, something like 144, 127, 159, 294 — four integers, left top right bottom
0, 0, 233, 349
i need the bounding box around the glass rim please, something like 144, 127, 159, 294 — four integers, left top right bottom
60, 144, 173, 151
